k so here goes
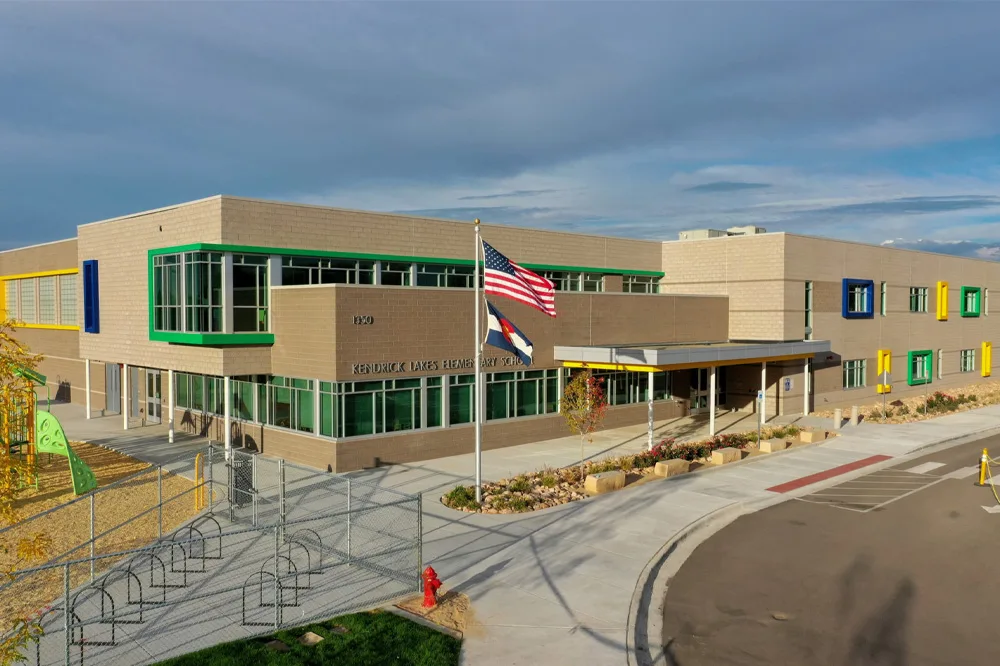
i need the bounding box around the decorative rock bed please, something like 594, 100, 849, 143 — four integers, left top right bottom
442, 425, 812, 514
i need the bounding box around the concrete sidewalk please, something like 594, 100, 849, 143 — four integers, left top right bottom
44, 400, 1000, 664
347, 406, 1000, 666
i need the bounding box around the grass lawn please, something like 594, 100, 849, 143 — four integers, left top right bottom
153, 610, 462, 666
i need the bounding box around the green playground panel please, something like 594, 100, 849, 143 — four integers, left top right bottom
35, 410, 98, 495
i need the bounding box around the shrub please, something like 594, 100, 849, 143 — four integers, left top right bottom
540, 474, 558, 488
509, 497, 530, 512
508, 476, 531, 493
445, 485, 480, 510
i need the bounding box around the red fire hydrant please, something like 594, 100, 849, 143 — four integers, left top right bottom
422, 566, 442, 608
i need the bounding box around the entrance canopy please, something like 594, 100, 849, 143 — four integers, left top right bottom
553, 340, 832, 373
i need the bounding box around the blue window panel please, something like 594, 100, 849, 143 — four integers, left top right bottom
842, 278, 874, 319
83, 260, 100, 333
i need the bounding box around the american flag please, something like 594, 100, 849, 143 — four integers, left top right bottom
482, 240, 557, 317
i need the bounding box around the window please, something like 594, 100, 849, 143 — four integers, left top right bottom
961, 349, 976, 373
588, 370, 671, 406
484, 369, 567, 420
37, 277, 56, 324
265, 376, 315, 433
184, 252, 223, 332
986, 288, 990, 316
4, 281, 16, 319
415, 264, 475, 288
448, 374, 477, 425
153, 254, 182, 332
19, 279, 36, 324
880, 282, 887, 316
623, 275, 660, 294
842, 279, 873, 318
379, 262, 412, 286
582, 273, 604, 292
281, 256, 375, 285
961, 286, 982, 317
909, 287, 928, 313
232, 254, 269, 332
59, 274, 77, 325
842, 359, 867, 389
907, 350, 933, 386
938, 349, 944, 379
804, 281, 813, 339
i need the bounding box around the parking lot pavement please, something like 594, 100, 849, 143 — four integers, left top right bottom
661, 435, 1000, 666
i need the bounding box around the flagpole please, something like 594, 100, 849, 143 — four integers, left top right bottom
474, 219, 483, 503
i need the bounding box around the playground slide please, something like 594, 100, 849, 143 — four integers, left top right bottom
35, 410, 98, 495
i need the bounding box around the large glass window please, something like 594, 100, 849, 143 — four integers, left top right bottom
184, 252, 223, 332
281, 256, 375, 286
176, 373, 190, 409
842, 359, 866, 389
415, 264, 475, 288
153, 254, 183, 332
487, 369, 580, 420
426, 377, 443, 427
847, 284, 869, 314
232, 254, 269, 332
37, 277, 56, 324
19, 279, 36, 323
589, 370, 669, 406
449, 375, 476, 425
380, 262, 412, 286
623, 275, 660, 294
4, 281, 16, 320
267, 376, 314, 433
59, 274, 77, 325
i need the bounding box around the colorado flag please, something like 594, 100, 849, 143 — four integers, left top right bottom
485, 301, 534, 367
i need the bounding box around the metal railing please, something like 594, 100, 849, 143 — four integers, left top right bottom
3, 444, 423, 666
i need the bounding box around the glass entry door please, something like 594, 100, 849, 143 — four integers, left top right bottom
690, 368, 725, 415
146, 370, 162, 424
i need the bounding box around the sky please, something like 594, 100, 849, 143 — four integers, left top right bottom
3, 2, 1000, 257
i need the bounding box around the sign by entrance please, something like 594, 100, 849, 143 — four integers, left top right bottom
783, 377, 793, 392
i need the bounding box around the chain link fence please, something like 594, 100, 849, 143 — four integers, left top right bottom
4, 444, 423, 666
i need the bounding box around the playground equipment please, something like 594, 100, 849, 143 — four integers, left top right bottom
3, 368, 97, 495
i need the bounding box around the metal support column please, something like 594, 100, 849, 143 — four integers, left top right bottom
251, 453, 258, 527
224, 376, 232, 456
760, 362, 767, 424
803, 357, 811, 416
168, 368, 175, 444
273, 526, 280, 629
417, 492, 424, 592
63, 564, 71, 666
89, 493, 96, 581
709, 365, 717, 437
346, 478, 352, 565
277, 458, 286, 543
646, 371, 654, 451
157, 465, 163, 538
122, 363, 129, 430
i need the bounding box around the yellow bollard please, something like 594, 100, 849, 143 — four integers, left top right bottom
980, 448, 989, 487
194, 453, 204, 510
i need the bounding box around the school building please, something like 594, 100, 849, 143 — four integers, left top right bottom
1, 195, 996, 471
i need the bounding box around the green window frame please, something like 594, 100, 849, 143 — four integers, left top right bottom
907, 350, 933, 386
961, 286, 982, 317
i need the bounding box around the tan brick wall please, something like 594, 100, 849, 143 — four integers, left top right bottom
270, 285, 729, 381
76, 197, 273, 375
783, 234, 1000, 412
220, 197, 663, 273
0, 239, 77, 275
660, 234, 787, 341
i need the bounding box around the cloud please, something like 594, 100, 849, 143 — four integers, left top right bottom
457, 189, 558, 201
2, 3, 1000, 247
684, 181, 771, 193
880, 238, 1000, 259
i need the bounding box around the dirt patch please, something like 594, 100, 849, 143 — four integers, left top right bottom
1, 443, 202, 627
396, 589, 479, 637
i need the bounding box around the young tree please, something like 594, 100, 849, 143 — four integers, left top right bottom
0, 319, 50, 665
562, 369, 609, 481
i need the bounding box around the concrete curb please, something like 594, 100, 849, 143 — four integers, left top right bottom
624, 421, 1000, 666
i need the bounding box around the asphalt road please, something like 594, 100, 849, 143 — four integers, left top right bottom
661, 435, 1000, 666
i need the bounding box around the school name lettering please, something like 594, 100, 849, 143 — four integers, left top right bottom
352, 356, 523, 375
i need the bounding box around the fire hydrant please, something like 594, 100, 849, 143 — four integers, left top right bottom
422, 566, 442, 608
